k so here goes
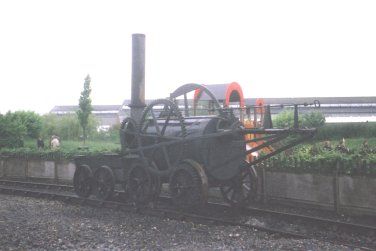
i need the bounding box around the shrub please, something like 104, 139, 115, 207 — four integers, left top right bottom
273, 109, 299, 128
0, 112, 27, 148
41, 113, 98, 141
301, 111, 326, 128
273, 109, 325, 128
316, 122, 376, 140
265, 143, 376, 175
5, 111, 42, 139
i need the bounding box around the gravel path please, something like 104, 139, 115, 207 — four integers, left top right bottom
0, 194, 355, 250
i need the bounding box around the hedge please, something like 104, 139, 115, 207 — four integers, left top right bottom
316, 122, 376, 140
264, 147, 376, 176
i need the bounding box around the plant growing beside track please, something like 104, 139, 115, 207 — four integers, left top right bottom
77, 75, 93, 144
0, 140, 120, 160
265, 142, 376, 175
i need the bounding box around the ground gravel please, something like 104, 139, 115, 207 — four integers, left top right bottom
0, 194, 356, 250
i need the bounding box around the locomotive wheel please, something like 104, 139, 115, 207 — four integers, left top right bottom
73, 164, 93, 198
93, 166, 115, 201
120, 117, 138, 150
220, 165, 258, 207
138, 99, 187, 177
169, 159, 208, 208
149, 162, 162, 200
127, 161, 154, 205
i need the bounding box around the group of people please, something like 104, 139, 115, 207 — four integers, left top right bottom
37, 135, 60, 150
322, 138, 350, 153
322, 138, 374, 154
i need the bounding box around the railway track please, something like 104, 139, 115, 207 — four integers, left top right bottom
0, 179, 375, 250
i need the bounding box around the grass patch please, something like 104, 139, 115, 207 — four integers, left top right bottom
23, 139, 120, 152
1, 139, 121, 160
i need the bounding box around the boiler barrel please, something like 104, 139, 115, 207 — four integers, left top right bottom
143, 116, 245, 181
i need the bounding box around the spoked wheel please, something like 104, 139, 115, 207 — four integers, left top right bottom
93, 166, 115, 201
169, 159, 208, 208
120, 117, 138, 151
127, 160, 158, 205
220, 165, 258, 207
149, 162, 162, 200
138, 99, 186, 177
73, 164, 93, 198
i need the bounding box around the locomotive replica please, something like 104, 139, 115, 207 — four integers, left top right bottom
73, 82, 318, 208
73, 34, 319, 208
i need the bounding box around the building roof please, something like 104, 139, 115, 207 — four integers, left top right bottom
50, 105, 122, 113
245, 97, 376, 105
120, 97, 376, 108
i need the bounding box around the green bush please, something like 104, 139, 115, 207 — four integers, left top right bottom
316, 122, 376, 140
41, 114, 98, 141
273, 109, 298, 128
0, 140, 120, 160
0, 112, 27, 148
302, 111, 326, 128
273, 109, 325, 128
9, 111, 42, 139
266, 143, 376, 175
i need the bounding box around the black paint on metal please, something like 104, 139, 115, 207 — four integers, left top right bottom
130, 34, 146, 122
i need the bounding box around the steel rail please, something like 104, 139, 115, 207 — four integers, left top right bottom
0, 179, 72, 191
207, 201, 376, 233
0, 181, 374, 250
1, 179, 375, 232
0, 184, 305, 238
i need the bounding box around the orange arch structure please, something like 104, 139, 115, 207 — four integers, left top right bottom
193, 82, 245, 109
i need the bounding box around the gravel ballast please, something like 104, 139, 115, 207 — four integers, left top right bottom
0, 194, 355, 250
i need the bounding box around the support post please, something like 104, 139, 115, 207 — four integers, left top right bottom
183, 93, 189, 117
263, 105, 273, 129
293, 104, 299, 129
262, 162, 268, 204
333, 160, 341, 214
130, 34, 146, 123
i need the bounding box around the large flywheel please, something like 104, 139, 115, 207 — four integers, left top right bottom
138, 99, 187, 177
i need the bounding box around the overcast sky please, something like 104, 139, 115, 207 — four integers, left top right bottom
0, 0, 375, 114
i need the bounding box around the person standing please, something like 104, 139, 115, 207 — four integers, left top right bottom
37, 137, 44, 149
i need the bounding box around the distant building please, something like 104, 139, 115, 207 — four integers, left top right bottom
50, 105, 122, 130
51, 96, 376, 127
244, 97, 376, 122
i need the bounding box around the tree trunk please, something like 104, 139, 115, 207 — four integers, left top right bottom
83, 127, 86, 144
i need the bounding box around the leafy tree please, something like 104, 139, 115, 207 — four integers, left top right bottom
0, 112, 27, 148
9, 111, 42, 138
41, 113, 59, 139
41, 113, 98, 141
77, 75, 93, 143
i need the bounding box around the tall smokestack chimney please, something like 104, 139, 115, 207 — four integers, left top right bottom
130, 33, 146, 123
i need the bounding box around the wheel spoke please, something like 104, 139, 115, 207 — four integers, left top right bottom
242, 183, 251, 191
223, 186, 233, 195
230, 190, 237, 202
138, 99, 186, 177
161, 108, 173, 135
161, 146, 172, 170
150, 108, 162, 135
